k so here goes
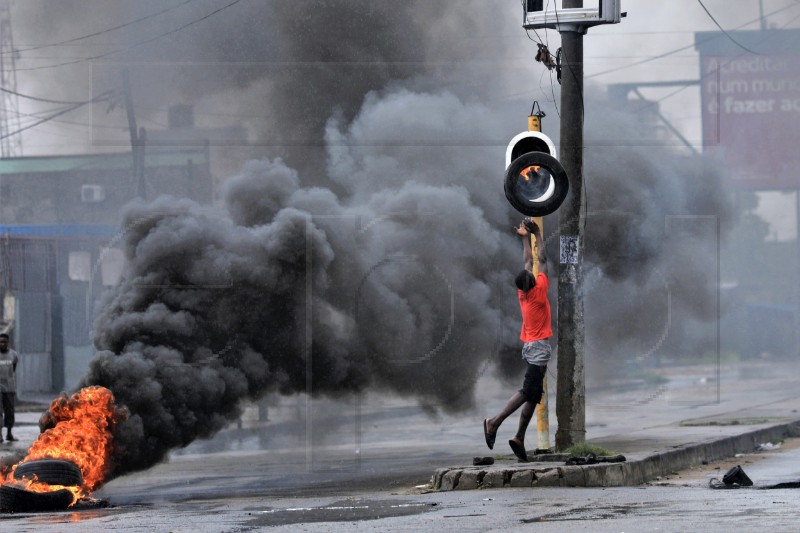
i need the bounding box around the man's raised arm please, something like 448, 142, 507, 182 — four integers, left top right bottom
516, 220, 534, 272
524, 218, 547, 277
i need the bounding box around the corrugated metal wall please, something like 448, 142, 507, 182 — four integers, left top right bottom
1, 240, 55, 394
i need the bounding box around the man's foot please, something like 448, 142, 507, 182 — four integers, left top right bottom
509, 437, 529, 462
483, 419, 496, 450
5, 431, 16, 442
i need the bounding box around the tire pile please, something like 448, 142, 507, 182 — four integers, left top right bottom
1, 459, 83, 513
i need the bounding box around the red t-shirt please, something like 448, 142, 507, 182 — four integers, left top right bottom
518, 272, 552, 342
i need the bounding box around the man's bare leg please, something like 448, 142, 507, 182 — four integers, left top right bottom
510, 399, 536, 449
485, 392, 527, 437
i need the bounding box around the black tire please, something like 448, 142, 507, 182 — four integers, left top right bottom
0, 485, 75, 513
504, 151, 569, 217
13, 459, 84, 487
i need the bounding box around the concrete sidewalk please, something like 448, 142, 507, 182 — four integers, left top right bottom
430, 395, 800, 491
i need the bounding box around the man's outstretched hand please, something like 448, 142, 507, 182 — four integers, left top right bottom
523, 217, 540, 237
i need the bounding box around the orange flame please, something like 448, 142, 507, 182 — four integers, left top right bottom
1, 386, 119, 506
520, 165, 541, 181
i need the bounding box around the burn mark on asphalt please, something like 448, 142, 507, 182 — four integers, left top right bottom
522, 503, 652, 523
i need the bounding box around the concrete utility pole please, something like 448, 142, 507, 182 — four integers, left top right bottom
520, 0, 623, 451
555, 28, 586, 450
123, 68, 147, 199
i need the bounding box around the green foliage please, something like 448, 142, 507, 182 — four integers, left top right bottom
562, 442, 615, 457
785, 424, 800, 438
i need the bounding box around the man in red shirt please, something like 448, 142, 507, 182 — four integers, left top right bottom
483, 218, 552, 461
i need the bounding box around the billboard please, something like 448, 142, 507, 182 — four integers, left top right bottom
696, 30, 800, 190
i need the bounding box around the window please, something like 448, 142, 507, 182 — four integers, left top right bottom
68, 251, 92, 282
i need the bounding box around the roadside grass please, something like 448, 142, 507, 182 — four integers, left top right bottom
562, 442, 615, 457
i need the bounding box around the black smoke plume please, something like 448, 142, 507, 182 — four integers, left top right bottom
82, 125, 523, 476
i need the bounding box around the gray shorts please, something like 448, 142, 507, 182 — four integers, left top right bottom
522, 339, 551, 366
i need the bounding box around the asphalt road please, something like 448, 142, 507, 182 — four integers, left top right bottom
2, 441, 800, 532
1, 359, 799, 531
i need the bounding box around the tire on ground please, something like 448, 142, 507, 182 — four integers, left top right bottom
13, 459, 84, 487
0, 485, 75, 512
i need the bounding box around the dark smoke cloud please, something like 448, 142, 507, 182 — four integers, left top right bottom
580, 96, 736, 381
82, 173, 515, 475
80, 87, 736, 479
14, 0, 515, 170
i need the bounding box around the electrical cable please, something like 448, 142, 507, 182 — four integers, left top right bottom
3, 0, 199, 56
544, 0, 561, 118
0, 103, 125, 130
522, 4, 560, 115
0, 90, 114, 140
0, 86, 113, 105
17, 0, 247, 72
634, 9, 800, 114
586, 1, 800, 80
696, 0, 762, 55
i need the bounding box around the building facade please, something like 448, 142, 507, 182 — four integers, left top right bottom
0, 148, 212, 396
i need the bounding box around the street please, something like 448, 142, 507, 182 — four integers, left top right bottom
2, 360, 800, 531
2, 441, 800, 531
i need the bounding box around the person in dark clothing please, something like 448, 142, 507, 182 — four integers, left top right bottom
0, 332, 20, 442
483, 218, 552, 461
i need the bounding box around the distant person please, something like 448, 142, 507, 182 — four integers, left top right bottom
0, 332, 19, 442
483, 218, 552, 461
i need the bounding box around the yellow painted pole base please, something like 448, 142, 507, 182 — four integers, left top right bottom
536, 376, 550, 451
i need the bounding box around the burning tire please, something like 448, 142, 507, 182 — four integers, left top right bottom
0, 485, 75, 513
13, 459, 83, 487
504, 151, 570, 217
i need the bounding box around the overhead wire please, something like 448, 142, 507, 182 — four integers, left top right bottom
522, 0, 561, 117
500, 1, 800, 105
634, 9, 800, 114
586, 1, 800, 80
17, 0, 247, 72
0, 103, 125, 131
524, 27, 561, 114
0, 90, 115, 140
3, 0, 199, 56
522, 0, 560, 114
695, 0, 763, 55
0, 86, 111, 105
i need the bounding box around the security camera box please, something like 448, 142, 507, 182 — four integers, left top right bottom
523, 0, 621, 30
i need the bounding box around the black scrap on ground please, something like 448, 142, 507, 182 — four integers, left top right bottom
564, 454, 627, 466
709, 465, 800, 490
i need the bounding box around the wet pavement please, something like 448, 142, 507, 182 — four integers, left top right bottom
0, 359, 799, 530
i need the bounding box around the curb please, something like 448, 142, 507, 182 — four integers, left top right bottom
429, 421, 800, 490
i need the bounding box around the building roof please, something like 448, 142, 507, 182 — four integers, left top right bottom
0, 224, 118, 238
695, 28, 800, 55
0, 149, 208, 175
